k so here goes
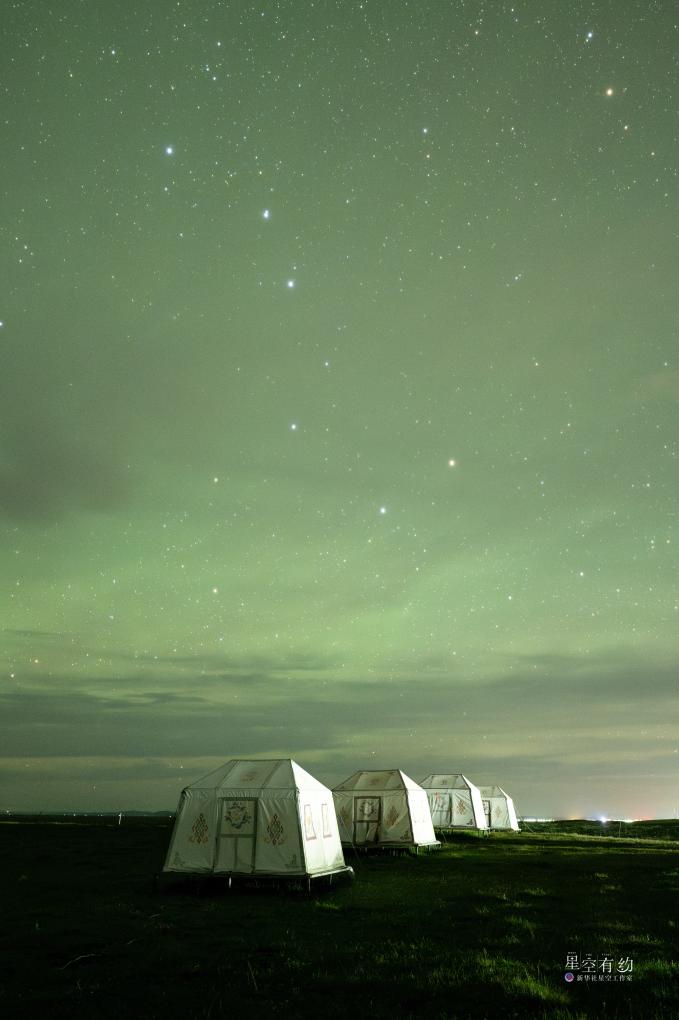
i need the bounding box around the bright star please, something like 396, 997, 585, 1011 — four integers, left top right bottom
262, 209, 271, 219
165, 145, 174, 155
379, 506, 387, 515
286, 279, 295, 289
448, 458, 457, 467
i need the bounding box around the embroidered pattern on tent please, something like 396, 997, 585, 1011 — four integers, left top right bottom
241, 768, 262, 782
223, 801, 252, 830
455, 796, 469, 815
357, 798, 379, 821
266, 814, 285, 845
385, 804, 400, 828
322, 803, 332, 838
189, 813, 209, 844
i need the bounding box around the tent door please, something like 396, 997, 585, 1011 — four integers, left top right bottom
482, 799, 491, 828
353, 796, 381, 844
216, 798, 257, 872
431, 791, 452, 827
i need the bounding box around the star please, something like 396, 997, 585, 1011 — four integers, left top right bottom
448, 458, 457, 467
165, 145, 175, 155
262, 209, 271, 219
286, 279, 296, 289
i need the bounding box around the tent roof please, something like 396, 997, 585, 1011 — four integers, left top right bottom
478, 785, 512, 799
184, 758, 329, 793
333, 769, 422, 792
420, 774, 479, 791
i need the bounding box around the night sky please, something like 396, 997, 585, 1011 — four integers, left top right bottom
3, 1, 678, 818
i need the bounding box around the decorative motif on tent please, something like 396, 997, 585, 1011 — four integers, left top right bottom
241, 768, 262, 783
400, 827, 412, 842
189, 813, 209, 844
322, 803, 332, 838
385, 805, 400, 828
304, 805, 316, 840
223, 801, 252, 830
265, 813, 285, 846
493, 804, 502, 820
455, 796, 469, 815
357, 798, 379, 821
367, 776, 382, 787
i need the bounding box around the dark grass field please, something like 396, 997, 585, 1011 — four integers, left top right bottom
1, 818, 678, 1019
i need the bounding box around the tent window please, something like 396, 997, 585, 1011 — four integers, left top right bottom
303, 804, 317, 840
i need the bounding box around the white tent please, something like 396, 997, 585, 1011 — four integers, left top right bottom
332, 769, 439, 849
163, 759, 352, 880
419, 774, 488, 830
477, 785, 520, 831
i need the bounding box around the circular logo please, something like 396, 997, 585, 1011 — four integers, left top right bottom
564, 972, 575, 983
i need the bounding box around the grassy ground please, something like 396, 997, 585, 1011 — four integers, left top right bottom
1, 819, 678, 1019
